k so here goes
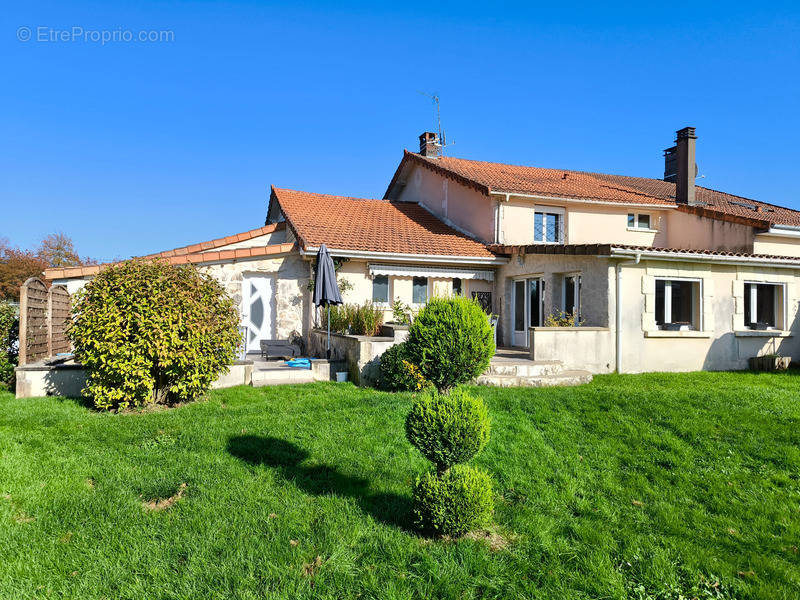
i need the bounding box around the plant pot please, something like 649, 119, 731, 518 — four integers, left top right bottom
748, 355, 791, 371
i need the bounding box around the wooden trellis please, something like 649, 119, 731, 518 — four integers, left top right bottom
18, 277, 72, 365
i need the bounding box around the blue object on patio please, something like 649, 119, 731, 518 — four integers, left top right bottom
286, 358, 311, 369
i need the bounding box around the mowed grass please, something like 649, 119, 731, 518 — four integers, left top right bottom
1, 372, 799, 599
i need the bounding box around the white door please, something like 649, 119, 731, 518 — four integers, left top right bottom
242, 275, 274, 353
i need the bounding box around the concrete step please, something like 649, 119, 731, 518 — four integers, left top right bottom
475, 370, 593, 388
484, 360, 563, 377
251, 367, 315, 387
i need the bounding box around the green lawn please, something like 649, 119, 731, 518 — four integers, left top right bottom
1, 373, 799, 599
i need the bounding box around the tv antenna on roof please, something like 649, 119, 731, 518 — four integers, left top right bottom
417, 91, 452, 153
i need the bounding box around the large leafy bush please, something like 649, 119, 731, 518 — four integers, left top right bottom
405, 388, 490, 472
0, 301, 18, 388
412, 465, 493, 536
405, 296, 494, 393
68, 259, 240, 410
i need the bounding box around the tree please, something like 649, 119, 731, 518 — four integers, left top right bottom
37, 233, 83, 267
0, 245, 48, 301
0, 234, 93, 301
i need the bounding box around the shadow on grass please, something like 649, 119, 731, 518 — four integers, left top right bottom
227, 435, 413, 531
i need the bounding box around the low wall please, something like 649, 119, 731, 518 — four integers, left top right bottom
530, 327, 615, 374
16, 359, 254, 399
308, 324, 408, 386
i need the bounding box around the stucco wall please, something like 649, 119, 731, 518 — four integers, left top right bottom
530, 327, 615, 373
617, 259, 800, 373
393, 164, 495, 243
501, 198, 671, 247
496, 254, 612, 347
199, 253, 310, 339
663, 210, 754, 253
752, 234, 800, 258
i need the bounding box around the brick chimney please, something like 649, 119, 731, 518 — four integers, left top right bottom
419, 131, 441, 157
663, 126, 698, 205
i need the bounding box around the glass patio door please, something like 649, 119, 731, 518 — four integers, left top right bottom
512, 278, 544, 347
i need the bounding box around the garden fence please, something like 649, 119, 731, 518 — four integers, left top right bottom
18, 277, 72, 365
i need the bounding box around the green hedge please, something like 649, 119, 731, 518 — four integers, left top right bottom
0, 301, 18, 388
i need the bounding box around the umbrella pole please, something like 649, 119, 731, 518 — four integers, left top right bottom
327, 304, 331, 360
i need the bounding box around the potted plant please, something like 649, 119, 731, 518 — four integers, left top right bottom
749, 353, 791, 371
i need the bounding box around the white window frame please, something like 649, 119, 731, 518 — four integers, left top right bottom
533, 205, 566, 244
655, 277, 703, 331
371, 274, 391, 306
562, 273, 582, 322
627, 213, 655, 231
744, 281, 786, 330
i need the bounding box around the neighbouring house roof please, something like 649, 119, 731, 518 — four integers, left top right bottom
488, 242, 800, 266
44, 222, 294, 280
141, 222, 286, 258
387, 151, 800, 228
270, 186, 499, 260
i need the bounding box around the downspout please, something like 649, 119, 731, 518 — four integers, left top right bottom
494, 193, 510, 244
615, 252, 640, 374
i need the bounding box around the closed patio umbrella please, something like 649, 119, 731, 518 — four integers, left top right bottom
313, 244, 343, 359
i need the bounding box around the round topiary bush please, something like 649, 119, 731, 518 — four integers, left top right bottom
68, 259, 240, 410
405, 388, 490, 473
405, 296, 494, 392
412, 464, 493, 536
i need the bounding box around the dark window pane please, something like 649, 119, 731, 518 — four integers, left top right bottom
372, 275, 389, 303
628, 213, 635, 227
638, 214, 650, 229
756, 284, 776, 327
413, 277, 428, 304
565, 277, 576, 315
529, 279, 540, 327
671, 280, 694, 324
514, 281, 525, 331
655, 280, 665, 326
453, 278, 462, 296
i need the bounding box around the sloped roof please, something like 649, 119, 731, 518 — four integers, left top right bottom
388, 151, 800, 228
270, 187, 498, 259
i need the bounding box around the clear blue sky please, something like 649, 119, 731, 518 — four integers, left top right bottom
2, 1, 799, 261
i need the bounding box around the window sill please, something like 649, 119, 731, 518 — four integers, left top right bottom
626, 227, 659, 233
734, 330, 792, 338
644, 330, 711, 338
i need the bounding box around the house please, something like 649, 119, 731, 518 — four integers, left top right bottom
46, 127, 800, 374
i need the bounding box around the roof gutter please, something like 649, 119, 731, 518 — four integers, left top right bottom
488, 190, 675, 210
758, 225, 800, 239
299, 247, 508, 265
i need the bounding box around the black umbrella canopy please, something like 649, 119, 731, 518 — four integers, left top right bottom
313, 244, 343, 307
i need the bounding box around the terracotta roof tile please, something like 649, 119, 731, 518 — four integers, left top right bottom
394, 152, 800, 227
271, 187, 497, 259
